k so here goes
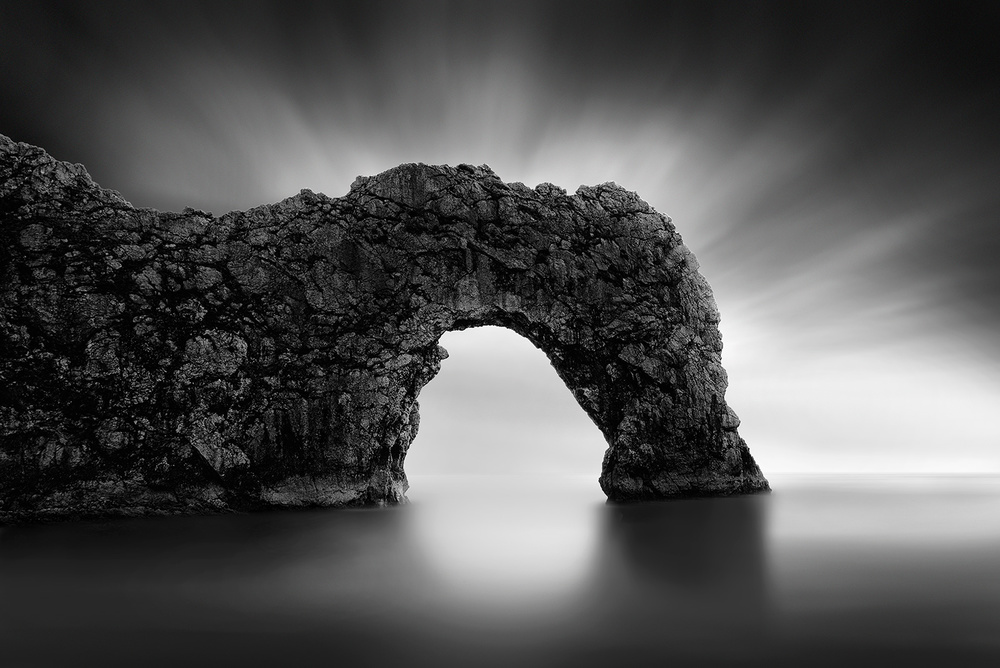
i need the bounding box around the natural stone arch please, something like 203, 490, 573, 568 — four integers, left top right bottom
0, 135, 768, 521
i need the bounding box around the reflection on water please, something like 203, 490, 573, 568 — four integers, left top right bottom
0, 475, 998, 667
409, 476, 600, 609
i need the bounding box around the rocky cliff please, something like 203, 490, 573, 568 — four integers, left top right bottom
0, 134, 768, 522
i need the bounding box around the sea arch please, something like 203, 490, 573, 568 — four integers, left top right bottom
0, 137, 768, 520
235, 163, 769, 505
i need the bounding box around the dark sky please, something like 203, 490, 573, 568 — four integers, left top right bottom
2, 1, 998, 471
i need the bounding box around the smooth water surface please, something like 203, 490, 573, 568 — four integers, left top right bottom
1, 474, 998, 667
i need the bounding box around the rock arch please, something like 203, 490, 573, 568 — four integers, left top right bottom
0, 135, 768, 521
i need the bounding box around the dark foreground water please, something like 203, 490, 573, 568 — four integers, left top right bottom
1, 474, 998, 667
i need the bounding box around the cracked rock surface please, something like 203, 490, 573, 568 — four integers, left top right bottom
0, 135, 768, 522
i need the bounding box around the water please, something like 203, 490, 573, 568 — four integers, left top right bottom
1, 474, 998, 667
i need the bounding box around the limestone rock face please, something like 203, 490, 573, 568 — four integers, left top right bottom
0, 135, 768, 522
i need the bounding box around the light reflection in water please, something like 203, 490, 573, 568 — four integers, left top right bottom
406, 475, 602, 611
0, 475, 998, 667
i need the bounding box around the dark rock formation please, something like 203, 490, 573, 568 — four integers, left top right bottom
0, 134, 768, 522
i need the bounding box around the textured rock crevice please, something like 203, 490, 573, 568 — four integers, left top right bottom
0, 135, 768, 522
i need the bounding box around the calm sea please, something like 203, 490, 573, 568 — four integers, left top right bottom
1, 474, 998, 667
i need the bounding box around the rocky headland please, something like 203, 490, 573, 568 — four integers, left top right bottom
0, 134, 768, 522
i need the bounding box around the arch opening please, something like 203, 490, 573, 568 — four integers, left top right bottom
405, 325, 608, 497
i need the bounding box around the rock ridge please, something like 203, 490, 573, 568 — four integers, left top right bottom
0, 134, 768, 522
